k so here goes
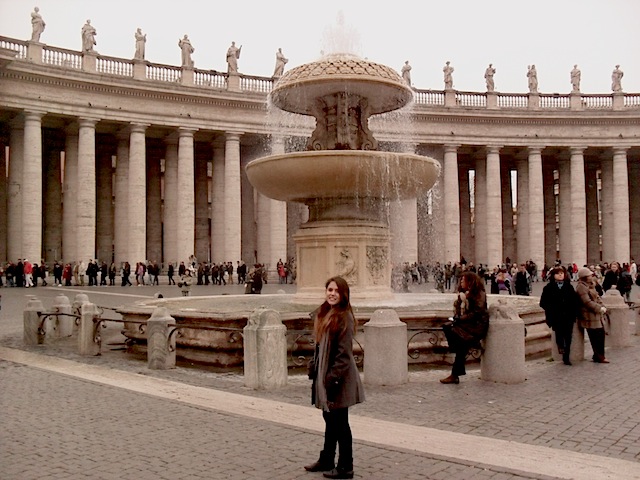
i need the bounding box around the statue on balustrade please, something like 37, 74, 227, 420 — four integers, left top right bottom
273, 48, 288, 78
178, 34, 194, 68
30, 7, 45, 43
226, 41, 242, 73
527, 64, 538, 93
81, 19, 97, 53
484, 63, 496, 92
134, 28, 146, 61
611, 65, 624, 92
443, 61, 454, 90
570, 64, 581, 92
401, 60, 412, 86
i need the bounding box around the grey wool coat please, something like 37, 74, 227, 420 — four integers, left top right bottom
310, 308, 365, 410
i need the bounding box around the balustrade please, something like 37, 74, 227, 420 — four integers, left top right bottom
413, 89, 445, 106
624, 94, 640, 108
194, 69, 227, 89
0, 36, 27, 58
42, 45, 82, 69
498, 93, 528, 108
240, 74, 274, 93
97, 55, 133, 77
146, 63, 181, 83
581, 94, 613, 109
540, 94, 570, 109
456, 91, 487, 107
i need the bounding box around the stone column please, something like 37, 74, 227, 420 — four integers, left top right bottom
77, 118, 97, 264
443, 145, 460, 263
269, 136, 287, 268
241, 162, 257, 265
96, 146, 113, 264
390, 199, 418, 264
557, 158, 571, 264
629, 157, 640, 260
114, 134, 129, 266
177, 128, 196, 263
7, 122, 24, 261
528, 147, 545, 269
146, 148, 162, 265
0, 134, 7, 262
486, 146, 503, 268
62, 126, 78, 263
515, 160, 529, 264
600, 158, 614, 263
211, 140, 225, 263
224, 132, 242, 263
256, 192, 271, 265
612, 148, 630, 263
585, 164, 600, 265
128, 124, 147, 264
501, 161, 515, 263
194, 153, 210, 262
147, 307, 176, 370
43, 133, 63, 264
458, 164, 472, 263
543, 164, 556, 267
569, 147, 587, 267
474, 157, 487, 266
163, 136, 178, 266
22, 111, 44, 262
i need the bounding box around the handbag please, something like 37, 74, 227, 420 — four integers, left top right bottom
601, 312, 611, 335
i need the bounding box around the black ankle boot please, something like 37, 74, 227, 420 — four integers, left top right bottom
323, 467, 354, 479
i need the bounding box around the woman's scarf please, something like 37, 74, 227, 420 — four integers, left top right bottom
314, 332, 331, 412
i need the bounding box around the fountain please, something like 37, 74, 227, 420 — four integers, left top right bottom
117, 39, 546, 367
246, 52, 441, 301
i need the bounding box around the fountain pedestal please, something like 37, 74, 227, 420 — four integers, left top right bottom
294, 220, 392, 301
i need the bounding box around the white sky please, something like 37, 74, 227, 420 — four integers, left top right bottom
0, 0, 638, 93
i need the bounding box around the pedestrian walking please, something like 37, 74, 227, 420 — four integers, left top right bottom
539, 266, 577, 365
575, 267, 609, 363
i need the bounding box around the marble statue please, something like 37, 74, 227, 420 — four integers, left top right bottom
134, 28, 146, 61
401, 60, 412, 86
527, 65, 538, 93
30, 7, 45, 43
273, 48, 288, 78
81, 19, 97, 53
484, 63, 496, 92
178, 35, 194, 68
226, 41, 242, 73
443, 61, 454, 90
570, 65, 581, 92
611, 65, 623, 92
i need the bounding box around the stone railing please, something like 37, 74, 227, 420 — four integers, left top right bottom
1, 36, 638, 110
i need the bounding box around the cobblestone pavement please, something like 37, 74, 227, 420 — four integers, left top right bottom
1, 283, 639, 479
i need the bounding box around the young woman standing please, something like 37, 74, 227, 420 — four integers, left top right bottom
305, 276, 365, 479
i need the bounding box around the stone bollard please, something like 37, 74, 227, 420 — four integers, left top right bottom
147, 307, 176, 370
72, 294, 90, 335
550, 322, 585, 363
481, 303, 526, 384
53, 294, 73, 338
243, 308, 287, 389
363, 309, 407, 386
602, 289, 630, 347
78, 302, 101, 356
23, 297, 45, 345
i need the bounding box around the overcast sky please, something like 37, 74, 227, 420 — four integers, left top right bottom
1, 0, 638, 93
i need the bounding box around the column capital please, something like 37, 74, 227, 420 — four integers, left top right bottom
527, 146, 543, 156
443, 144, 460, 153
486, 145, 502, 155
178, 127, 197, 138
225, 131, 244, 142
612, 146, 628, 156
129, 123, 149, 134
569, 146, 586, 156
78, 118, 99, 129
23, 109, 46, 120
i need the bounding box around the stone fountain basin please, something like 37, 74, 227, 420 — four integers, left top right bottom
245, 150, 441, 203
117, 294, 547, 367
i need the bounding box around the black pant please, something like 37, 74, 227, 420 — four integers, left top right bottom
586, 327, 606, 361
443, 323, 473, 376
321, 408, 353, 470
554, 322, 574, 360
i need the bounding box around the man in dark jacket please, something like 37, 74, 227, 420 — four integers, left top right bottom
539, 266, 577, 365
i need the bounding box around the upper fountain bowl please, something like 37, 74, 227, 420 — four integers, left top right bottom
270, 53, 413, 116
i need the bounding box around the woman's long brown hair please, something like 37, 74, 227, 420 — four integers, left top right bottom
314, 276, 354, 341
458, 271, 485, 304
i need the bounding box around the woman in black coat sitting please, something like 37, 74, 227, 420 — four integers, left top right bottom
539, 266, 577, 365
440, 271, 490, 384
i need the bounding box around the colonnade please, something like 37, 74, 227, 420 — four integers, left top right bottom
0, 112, 288, 269
1, 112, 638, 271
